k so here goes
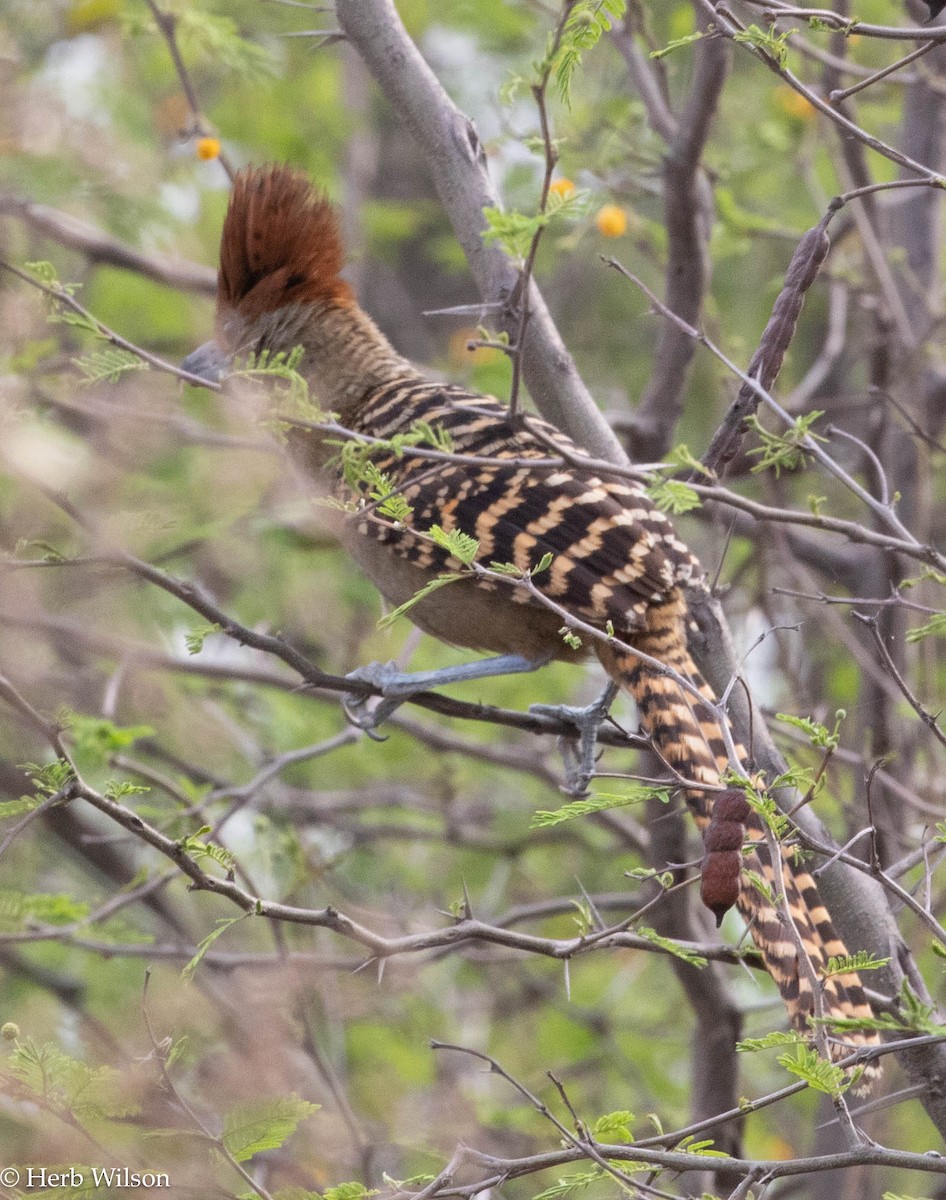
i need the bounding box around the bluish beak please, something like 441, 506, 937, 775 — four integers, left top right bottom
180, 340, 232, 386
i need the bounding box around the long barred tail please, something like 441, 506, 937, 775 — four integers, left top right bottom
596, 597, 880, 1080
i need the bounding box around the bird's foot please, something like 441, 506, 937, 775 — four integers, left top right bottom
343, 653, 550, 733
529, 681, 620, 796
342, 660, 408, 735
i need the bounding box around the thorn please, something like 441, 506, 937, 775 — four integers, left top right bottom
574, 877, 606, 932
421, 301, 505, 317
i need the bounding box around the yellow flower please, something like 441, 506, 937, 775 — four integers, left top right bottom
448, 327, 502, 367
773, 85, 816, 121
595, 204, 628, 238
549, 177, 576, 200
196, 136, 221, 162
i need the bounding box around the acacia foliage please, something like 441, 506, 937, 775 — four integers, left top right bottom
1, 1, 946, 1197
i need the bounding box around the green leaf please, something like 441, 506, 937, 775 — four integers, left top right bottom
716, 186, 789, 237
768, 765, 816, 793
532, 785, 668, 828
550, 1, 627, 104
744, 790, 790, 839
592, 1109, 634, 1143
376, 493, 413, 523
776, 1044, 849, 1096
174, 9, 276, 81
0, 795, 43, 820
743, 868, 776, 907
675, 1135, 729, 1158
429, 524, 479, 566
732, 23, 794, 68
25, 260, 64, 288
13, 537, 68, 564
559, 626, 582, 650
407, 418, 454, 454
19, 758, 75, 798
650, 30, 705, 60
8, 1040, 138, 1120
905, 613, 946, 643
177, 830, 236, 875
323, 1185, 379, 1200
746, 411, 825, 477
775, 709, 845, 749
185, 622, 222, 655
74, 347, 147, 384
822, 951, 891, 978
62, 711, 154, 764
637, 926, 707, 967
350, 461, 415, 524
646, 477, 701, 515
183, 915, 250, 982
482, 206, 545, 261
0, 890, 89, 932
667, 443, 713, 478
377, 572, 464, 629
893, 978, 945, 1034
222, 1094, 320, 1162
103, 780, 151, 801
737, 1031, 804, 1053
381, 1175, 436, 1192
498, 73, 525, 106
481, 189, 588, 263
236, 347, 316, 416
22, 263, 96, 335
901, 568, 946, 589
532, 1169, 603, 1200
625, 867, 674, 889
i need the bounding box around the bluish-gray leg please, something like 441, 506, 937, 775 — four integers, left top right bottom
343, 653, 553, 732
529, 680, 620, 797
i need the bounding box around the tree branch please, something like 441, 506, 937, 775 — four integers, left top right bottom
333, 0, 625, 462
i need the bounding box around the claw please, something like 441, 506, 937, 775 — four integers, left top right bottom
342, 660, 404, 732
530, 681, 620, 796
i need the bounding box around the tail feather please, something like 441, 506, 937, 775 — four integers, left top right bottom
596, 597, 879, 1080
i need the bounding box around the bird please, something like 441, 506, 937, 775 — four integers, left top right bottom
182, 163, 880, 1077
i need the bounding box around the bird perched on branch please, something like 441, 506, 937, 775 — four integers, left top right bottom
183, 163, 879, 1076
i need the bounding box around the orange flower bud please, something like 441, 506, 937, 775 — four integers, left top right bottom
773, 85, 816, 121
595, 204, 627, 238
548, 177, 576, 200
196, 136, 221, 161
448, 327, 501, 367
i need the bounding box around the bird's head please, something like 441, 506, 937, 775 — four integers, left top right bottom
182, 163, 351, 385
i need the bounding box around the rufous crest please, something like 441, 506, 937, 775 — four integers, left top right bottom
218, 164, 352, 320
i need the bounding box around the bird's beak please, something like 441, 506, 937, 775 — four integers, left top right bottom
180, 340, 232, 386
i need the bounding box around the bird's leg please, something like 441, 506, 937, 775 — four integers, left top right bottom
343, 652, 553, 732
529, 681, 620, 797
